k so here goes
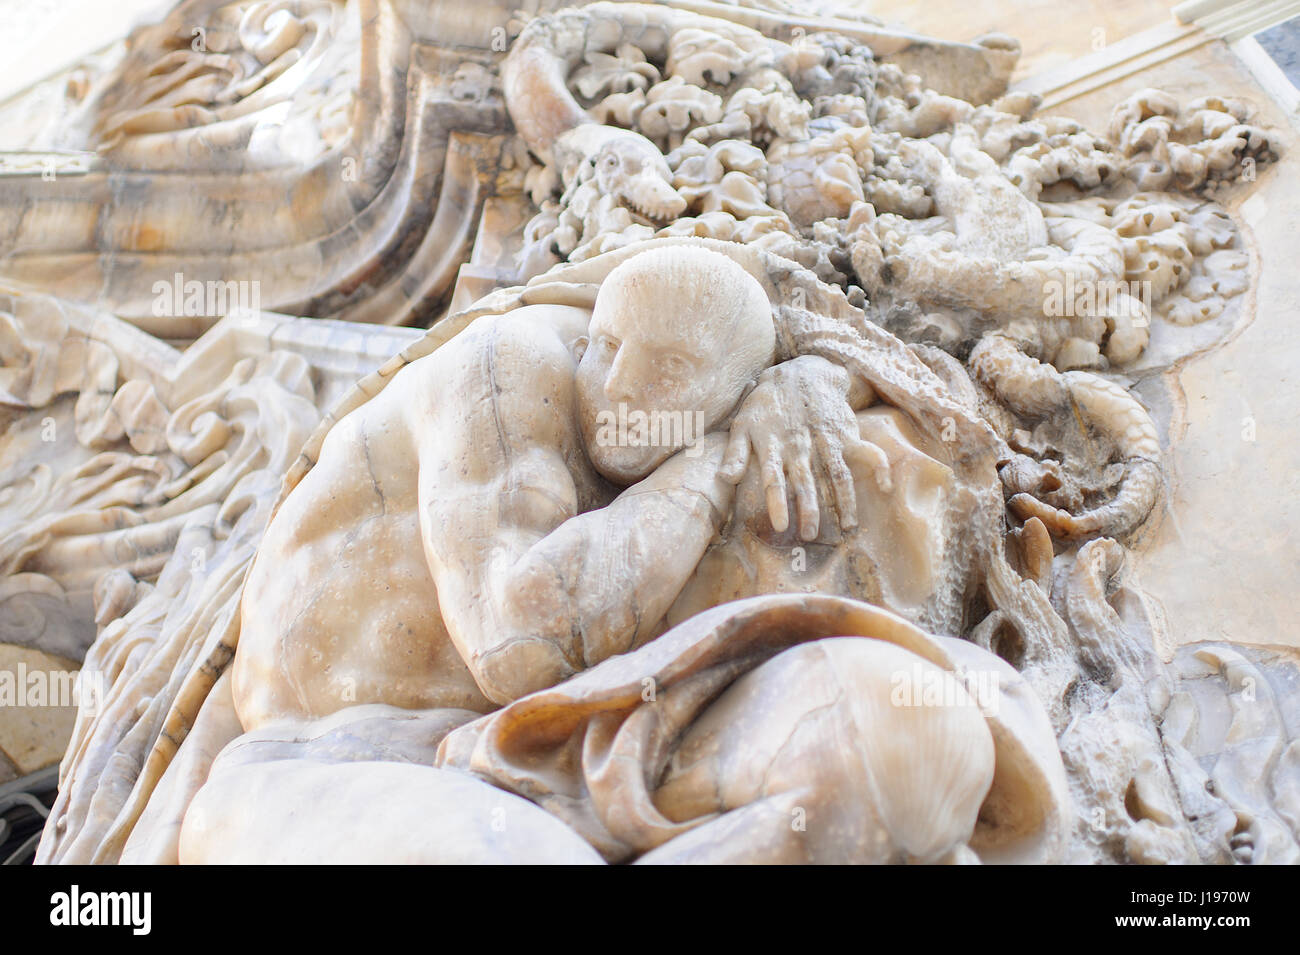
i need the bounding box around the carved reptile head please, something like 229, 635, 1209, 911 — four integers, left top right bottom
559, 125, 687, 223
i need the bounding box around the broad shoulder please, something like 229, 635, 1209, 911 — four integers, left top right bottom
397, 303, 590, 399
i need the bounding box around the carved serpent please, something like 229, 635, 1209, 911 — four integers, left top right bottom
969, 334, 1161, 541
851, 132, 1137, 368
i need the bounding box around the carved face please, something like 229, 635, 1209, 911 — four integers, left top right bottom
575, 289, 725, 483
575, 246, 774, 484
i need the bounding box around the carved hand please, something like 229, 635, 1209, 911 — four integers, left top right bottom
720, 354, 891, 541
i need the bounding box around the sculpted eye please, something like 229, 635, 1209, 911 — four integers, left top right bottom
604, 154, 619, 168
663, 353, 691, 376
599, 335, 620, 354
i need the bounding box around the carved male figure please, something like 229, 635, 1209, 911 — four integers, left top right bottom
182, 245, 1044, 864
233, 244, 871, 723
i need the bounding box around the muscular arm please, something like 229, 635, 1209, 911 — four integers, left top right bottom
415, 316, 732, 705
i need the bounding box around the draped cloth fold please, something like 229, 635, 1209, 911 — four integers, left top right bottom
436, 593, 1071, 864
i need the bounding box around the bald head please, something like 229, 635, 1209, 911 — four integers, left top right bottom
593, 246, 775, 370
576, 245, 776, 482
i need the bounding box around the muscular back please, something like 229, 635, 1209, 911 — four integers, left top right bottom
233, 305, 603, 730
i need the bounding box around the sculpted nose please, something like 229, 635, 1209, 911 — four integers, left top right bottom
603, 348, 635, 402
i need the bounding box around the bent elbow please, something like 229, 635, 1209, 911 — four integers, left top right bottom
473, 634, 577, 705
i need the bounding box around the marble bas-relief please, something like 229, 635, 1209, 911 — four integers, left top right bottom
180, 241, 1070, 863
0, 0, 1295, 864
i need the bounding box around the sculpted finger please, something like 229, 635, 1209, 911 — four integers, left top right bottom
848, 439, 892, 493
760, 438, 789, 534
791, 449, 820, 541
719, 427, 751, 484
815, 432, 858, 531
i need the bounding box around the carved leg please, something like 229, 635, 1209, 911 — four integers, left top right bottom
179, 706, 604, 864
